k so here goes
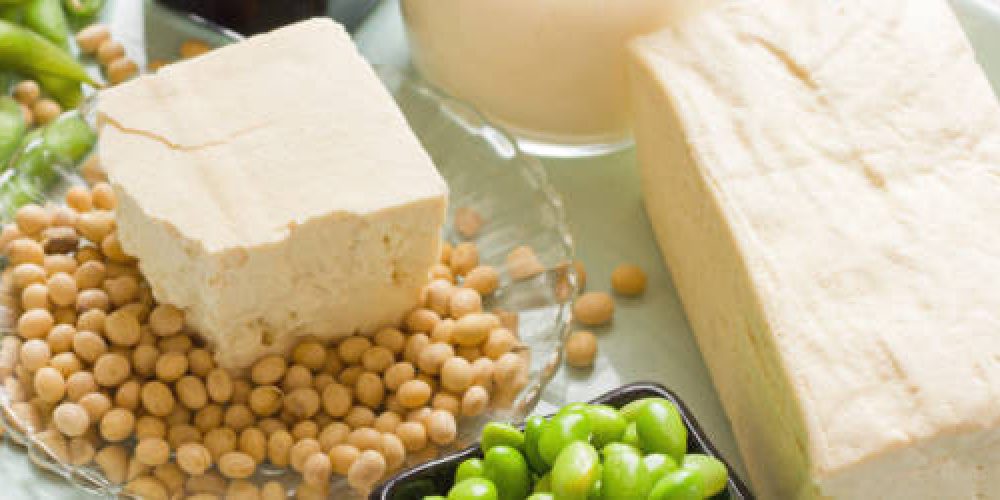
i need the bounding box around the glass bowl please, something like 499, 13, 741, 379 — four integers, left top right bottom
0, 31, 576, 500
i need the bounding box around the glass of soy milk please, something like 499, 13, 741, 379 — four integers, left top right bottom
401, 0, 708, 157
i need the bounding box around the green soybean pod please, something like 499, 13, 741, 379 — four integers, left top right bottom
483, 445, 531, 500
0, 172, 40, 218
481, 422, 525, 452
43, 110, 95, 163
447, 477, 499, 500
523, 415, 549, 474
533, 473, 552, 493
621, 422, 640, 449
526, 494, 554, 500
600, 443, 651, 500
23, 0, 70, 49
550, 441, 601, 500
37, 73, 82, 108
0, 96, 26, 166
635, 399, 687, 463
648, 469, 704, 500
455, 458, 486, 484
538, 412, 592, 465
584, 405, 626, 448
0, 20, 97, 85
643, 453, 679, 485
681, 454, 728, 497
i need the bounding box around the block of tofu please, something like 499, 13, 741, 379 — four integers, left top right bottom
97, 19, 447, 370
630, 0, 1000, 498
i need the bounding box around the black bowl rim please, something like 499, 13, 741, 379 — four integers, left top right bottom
370, 381, 754, 500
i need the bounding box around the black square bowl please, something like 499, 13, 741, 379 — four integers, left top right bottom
371, 382, 754, 500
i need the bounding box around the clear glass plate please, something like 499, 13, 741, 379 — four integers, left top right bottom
0, 12, 577, 500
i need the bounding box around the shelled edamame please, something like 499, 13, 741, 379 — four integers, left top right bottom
428, 399, 728, 500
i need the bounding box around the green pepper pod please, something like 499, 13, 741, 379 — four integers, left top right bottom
0, 95, 26, 167
22, 0, 70, 48
62, 0, 102, 18
0, 20, 97, 85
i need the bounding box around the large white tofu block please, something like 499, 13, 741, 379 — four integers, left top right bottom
630, 0, 1000, 498
97, 19, 448, 369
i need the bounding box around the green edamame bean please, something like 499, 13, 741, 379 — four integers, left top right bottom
550, 441, 600, 500
63, 0, 104, 18
538, 412, 592, 465
621, 422, 640, 449
619, 398, 657, 422
481, 422, 525, 452
483, 445, 531, 500
643, 453, 679, 485
599, 442, 650, 500
523, 415, 549, 474
455, 458, 486, 484
0, 96, 26, 165
584, 405, 626, 448
424, 497, 447, 500
43, 110, 95, 162
533, 473, 552, 493
526, 494, 553, 500
648, 469, 704, 500
682, 454, 727, 497
24, 0, 70, 48
635, 399, 687, 462
448, 478, 499, 500
588, 478, 603, 499
558, 403, 589, 416
0, 20, 97, 85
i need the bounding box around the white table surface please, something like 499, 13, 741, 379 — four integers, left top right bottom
4, 0, 1000, 498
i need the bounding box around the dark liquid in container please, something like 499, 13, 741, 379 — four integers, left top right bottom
156, 0, 375, 34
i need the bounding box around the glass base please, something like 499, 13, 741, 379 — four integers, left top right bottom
515, 135, 634, 158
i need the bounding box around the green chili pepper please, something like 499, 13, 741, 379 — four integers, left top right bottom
36, 73, 82, 108
62, 0, 101, 18
0, 20, 97, 85
0, 96, 26, 167
22, 0, 70, 49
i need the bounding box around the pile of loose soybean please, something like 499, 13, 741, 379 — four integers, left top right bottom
0, 185, 533, 499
